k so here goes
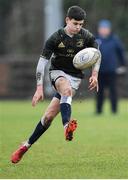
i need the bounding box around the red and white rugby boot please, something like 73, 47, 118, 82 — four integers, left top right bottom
64, 119, 77, 141
11, 145, 28, 163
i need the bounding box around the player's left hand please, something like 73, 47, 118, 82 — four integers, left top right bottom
88, 76, 99, 92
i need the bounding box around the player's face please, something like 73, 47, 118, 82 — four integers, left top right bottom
65, 18, 84, 35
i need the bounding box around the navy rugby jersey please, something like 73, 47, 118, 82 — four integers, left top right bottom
41, 28, 98, 78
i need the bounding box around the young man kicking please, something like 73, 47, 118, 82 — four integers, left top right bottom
11, 6, 101, 163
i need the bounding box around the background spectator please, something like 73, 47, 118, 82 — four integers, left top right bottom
96, 19, 126, 114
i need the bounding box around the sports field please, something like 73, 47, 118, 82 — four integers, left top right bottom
1, 99, 128, 178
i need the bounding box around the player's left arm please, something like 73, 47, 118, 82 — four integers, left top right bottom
85, 30, 101, 91
89, 56, 101, 92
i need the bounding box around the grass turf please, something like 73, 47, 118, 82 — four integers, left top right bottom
0, 99, 128, 178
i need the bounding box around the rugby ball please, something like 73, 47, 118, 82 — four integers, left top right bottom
73, 47, 101, 70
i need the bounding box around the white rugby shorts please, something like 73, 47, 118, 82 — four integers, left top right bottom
49, 70, 81, 90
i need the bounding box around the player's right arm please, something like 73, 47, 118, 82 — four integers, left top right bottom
32, 31, 59, 107
32, 56, 48, 107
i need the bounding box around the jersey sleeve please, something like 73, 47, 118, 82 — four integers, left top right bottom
83, 29, 98, 49
41, 31, 59, 60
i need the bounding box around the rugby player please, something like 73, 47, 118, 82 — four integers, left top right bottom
11, 6, 101, 163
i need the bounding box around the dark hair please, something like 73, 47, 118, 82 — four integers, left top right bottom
66, 6, 86, 21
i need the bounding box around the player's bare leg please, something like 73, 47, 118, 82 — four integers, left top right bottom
11, 97, 60, 163
55, 77, 77, 141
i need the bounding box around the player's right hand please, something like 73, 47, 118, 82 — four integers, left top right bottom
32, 85, 44, 107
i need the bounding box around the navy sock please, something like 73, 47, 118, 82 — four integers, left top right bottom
28, 121, 47, 145
60, 103, 71, 126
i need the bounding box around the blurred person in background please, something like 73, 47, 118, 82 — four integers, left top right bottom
96, 19, 126, 114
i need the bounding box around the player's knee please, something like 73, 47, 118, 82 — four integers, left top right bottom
62, 87, 72, 96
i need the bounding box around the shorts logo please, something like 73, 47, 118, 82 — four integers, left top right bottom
58, 42, 65, 48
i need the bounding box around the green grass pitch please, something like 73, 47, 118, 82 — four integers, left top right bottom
0, 99, 128, 178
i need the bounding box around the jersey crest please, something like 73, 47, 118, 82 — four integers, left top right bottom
76, 39, 84, 47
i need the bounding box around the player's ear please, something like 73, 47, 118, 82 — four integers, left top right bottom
65, 17, 70, 24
